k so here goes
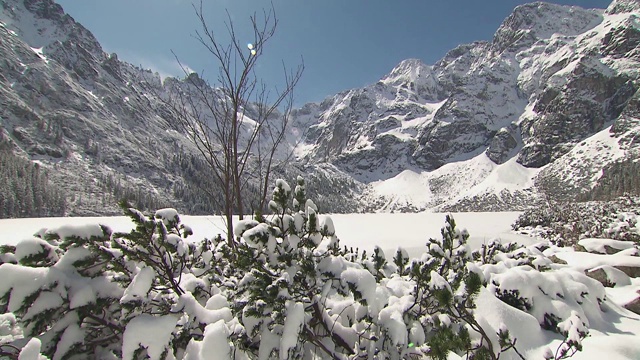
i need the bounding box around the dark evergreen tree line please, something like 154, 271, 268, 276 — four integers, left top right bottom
169, 152, 364, 215
96, 173, 166, 213
0, 143, 66, 218
169, 152, 223, 215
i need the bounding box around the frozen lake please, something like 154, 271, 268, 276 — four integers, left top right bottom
0, 212, 537, 257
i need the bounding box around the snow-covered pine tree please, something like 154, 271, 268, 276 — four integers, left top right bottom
0, 177, 591, 360
401, 215, 483, 359
230, 179, 525, 359
230, 176, 353, 358
0, 202, 242, 360
0, 222, 119, 359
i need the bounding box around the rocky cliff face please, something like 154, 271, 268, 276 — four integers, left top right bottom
0, 0, 191, 215
1, 0, 639, 215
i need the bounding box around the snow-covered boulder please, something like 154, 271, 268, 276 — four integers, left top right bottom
577, 238, 639, 255
585, 265, 632, 287
623, 293, 640, 315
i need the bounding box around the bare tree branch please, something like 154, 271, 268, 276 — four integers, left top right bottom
156, 1, 303, 245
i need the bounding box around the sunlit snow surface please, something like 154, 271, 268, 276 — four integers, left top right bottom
371, 154, 540, 211
0, 212, 533, 257
1, 213, 640, 359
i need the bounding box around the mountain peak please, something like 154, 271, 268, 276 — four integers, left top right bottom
391, 58, 426, 70
0, 0, 103, 60
606, 0, 640, 14
492, 2, 603, 52
378, 58, 440, 100
23, 0, 65, 21
381, 59, 428, 82
380, 59, 434, 86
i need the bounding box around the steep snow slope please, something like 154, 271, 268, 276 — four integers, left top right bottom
367, 153, 540, 212
0, 2, 190, 215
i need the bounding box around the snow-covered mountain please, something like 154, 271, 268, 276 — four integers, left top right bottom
0, 0, 204, 215
291, 0, 640, 211
1, 0, 639, 215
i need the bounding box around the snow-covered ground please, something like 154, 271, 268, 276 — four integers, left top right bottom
1, 213, 639, 359
0, 212, 535, 257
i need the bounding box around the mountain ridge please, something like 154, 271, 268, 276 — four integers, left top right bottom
0, 0, 639, 216
290, 0, 640, 211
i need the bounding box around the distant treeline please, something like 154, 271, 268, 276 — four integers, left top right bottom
170, 152, 221, 215
96, 173, 165, 213
0, 143, 67, 218
169, 152, 363, 215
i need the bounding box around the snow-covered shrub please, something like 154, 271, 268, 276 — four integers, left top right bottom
403, 215, 487, 359
513, 197, 640, 246
0, 223, 117, 359
473, 240, 522, 265
230, 176, 358, 358
232, 181, 520, 360
473, 240, 553, 272
0, 245, 17, 265
0, 177, 592, 360
467, 238, 605, 359
481, 252, 599, 359
552, 311, 588, 359
0, 202, 241, 360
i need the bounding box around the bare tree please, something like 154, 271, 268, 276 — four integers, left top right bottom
162, 2, 303, 246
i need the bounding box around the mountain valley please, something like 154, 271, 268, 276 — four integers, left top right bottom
1, 0, 639, 216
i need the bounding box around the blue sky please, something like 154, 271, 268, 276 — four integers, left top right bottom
56, 0, 611, 106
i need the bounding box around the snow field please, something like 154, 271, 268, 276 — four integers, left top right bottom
0, 212, 534, 257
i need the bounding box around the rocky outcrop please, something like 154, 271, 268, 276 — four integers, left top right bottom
518, 57, 637, 168
586, 266, 632, 287
486, 127, 518, 164
606, 0, 640, 15
491, 2, 602, 52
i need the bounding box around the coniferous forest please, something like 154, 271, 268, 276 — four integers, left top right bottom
0, 140, 66, 218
